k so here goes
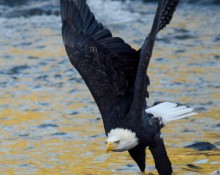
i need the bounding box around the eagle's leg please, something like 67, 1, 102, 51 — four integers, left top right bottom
149, 135, 173, 175
128, 146, 146, 175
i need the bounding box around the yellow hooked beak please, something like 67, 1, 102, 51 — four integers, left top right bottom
106, 142, 116, 153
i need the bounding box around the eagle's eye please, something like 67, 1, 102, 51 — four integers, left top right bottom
115, 140, 120, 144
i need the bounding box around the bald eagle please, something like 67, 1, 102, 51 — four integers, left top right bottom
60, 0, 197, 174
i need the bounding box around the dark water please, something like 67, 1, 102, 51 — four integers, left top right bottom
0, 0, 220, 18
0, 0, 220, 175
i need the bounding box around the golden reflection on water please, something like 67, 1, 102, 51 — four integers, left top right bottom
0, 83, 219, 175
1, 2, 220, 175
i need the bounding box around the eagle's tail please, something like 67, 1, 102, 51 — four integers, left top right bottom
145, 102, 197, 125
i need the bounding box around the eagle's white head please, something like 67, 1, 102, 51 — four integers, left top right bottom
106, 128, 139, 152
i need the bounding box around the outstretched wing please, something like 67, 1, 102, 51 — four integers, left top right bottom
130, 0, 179, 115
60, 0, 139, 132
159, 0, 179, 31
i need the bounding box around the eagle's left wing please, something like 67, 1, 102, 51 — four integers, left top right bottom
130, 0, 179, 116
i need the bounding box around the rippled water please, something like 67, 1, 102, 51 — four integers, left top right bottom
0, 0, 220, 175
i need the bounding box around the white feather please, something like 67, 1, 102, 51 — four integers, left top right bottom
145, 102, 197, 125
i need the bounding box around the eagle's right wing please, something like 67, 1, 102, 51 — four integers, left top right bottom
61, 0, 140, 133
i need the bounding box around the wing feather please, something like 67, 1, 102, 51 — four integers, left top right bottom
61, 0, 139, 133
61, 0, 179, 132
130, 0, 179, 116
159, 0, 179, 31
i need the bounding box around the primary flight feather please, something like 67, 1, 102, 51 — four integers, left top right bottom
60, 0, 197, 174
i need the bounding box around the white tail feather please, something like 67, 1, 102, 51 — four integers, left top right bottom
145, 102, 197, 124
